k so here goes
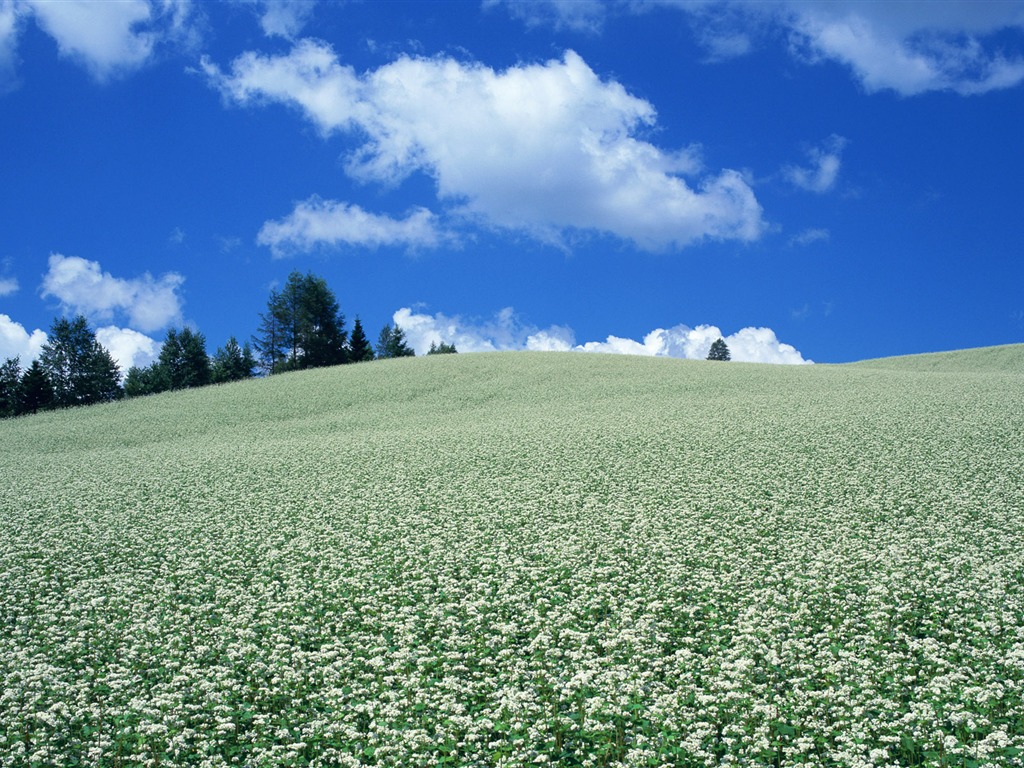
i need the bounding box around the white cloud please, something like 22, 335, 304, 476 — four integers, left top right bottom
40, 253, 184, 333
783, 134, 847, 193
205, 43, 765, 251
391, 306, 809, 363
257, 198, 446, 256
256, 0, 316, 39
0, 276, 17, 296
7, 0, 196, 82
789, 227, 830, 246
0, 313, 46, 362
0, 0, 22, 91
786, 2, 1024, 96
95, 325, 160, 375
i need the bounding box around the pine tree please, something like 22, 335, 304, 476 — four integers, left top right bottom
211, 337, 256, 383
0, 357, 22, 417
19, 360, 53, 415
427, 341, 457, 355
707, 338, 731, 361
348, 317, 375, 362
376, 323, 415, 359
255, 272, 348, 372
159, 327, 210, 389
39, 315, 121, 407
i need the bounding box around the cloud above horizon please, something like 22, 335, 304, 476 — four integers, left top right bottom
0, 312, 46, 362
203, 43, 765, 252
2, 0, 197, 83
495, 1, 1024, 96
393, 306, 810, 364
40, 253, 185, 333
258, 198, 446, 256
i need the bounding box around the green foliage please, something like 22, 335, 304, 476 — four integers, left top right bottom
2, 353, 1023, 766
257, 271, 348, 373
159, 327, 211, 389
124, 363, 170, 398
707, 337, 731, 361
18, 359, 53, 415
348, 316, 375, 362
427, 341, 458, 355
39, 315, 121, 407
0, 357, 21, 417
211, 336, 257, 384
376, 322, 415, 359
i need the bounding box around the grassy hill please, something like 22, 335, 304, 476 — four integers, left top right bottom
849, 342, 1024, 372
2, 351, 1022, 767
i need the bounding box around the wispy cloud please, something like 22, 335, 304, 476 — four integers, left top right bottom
783, 135, 847, 194
40, 253, 185, 333
0, 276, 17, 296
204, 42, 764, 252
257, 198, 447, 256
789, 227, 830, 246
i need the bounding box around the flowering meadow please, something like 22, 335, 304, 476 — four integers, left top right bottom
1, 349, 1023, 768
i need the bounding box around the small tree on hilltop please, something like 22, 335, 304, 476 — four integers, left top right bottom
376, 323, 415, 359
707, 338, 731, 361
348, 317, 375, 362
19, 360, 54, 415
426, 341, 457, 355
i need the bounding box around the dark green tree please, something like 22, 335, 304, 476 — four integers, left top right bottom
39, 315, 121, 407
253, 293, 286, 375
376, 323, 415, 359
707, 338, 731, 361
211, 336, 256, 383
348, 317, 375, 362
0, 357, 22, 417
256, 272, 347, 372
124, 363, 170, 398
426, 341, 458, 355
159, 327, 210, 389
19, 360, 54, 415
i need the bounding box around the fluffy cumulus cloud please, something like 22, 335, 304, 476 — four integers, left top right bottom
204, 43, 765, 252
392, 307, 809, 364
257, 198, 445, 256
94, 325, 160, 375
3, 0, 195, 82
40, 253, 184, 333
783, 134, 847, 193
0, 313, 46, 362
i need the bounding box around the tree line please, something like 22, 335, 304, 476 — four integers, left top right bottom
0, 270, 455, 419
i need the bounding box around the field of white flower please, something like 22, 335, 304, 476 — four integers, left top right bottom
1, 349, 1022, 768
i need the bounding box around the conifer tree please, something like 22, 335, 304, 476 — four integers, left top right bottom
19, 360, 54, 414
0, 357, 21, 417
211, 336, 256, 383
348, 317, 374, 362
376, 323, 415, 359
39, 315, 121, 407
707, 338, 731, 361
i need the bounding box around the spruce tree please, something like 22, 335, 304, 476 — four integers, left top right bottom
707, 338, 731, 361
376, 323, 415, 359
19, 360, 53, 414
0, 357, 22, 417
39, 315, 121, 407
255, 272, 347, 372
159, 327, 210, 389
348, 317, 374, 362
211, 337, 256, 383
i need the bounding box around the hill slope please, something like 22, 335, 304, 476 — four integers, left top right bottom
850, 342, 1024, 371
2, 352, 1023, 766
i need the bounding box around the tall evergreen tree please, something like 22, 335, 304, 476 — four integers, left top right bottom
159, 327, 210, 389
0, 357, 21, 417
253, 292, 286, 375
211, 336, 256, 383
19, 360, 53, 415
348, 317, 374, 362
256, 272, 348, 372
376, 323, 415, 359
39, 315, 121, 407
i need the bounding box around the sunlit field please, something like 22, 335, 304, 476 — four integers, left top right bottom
2, 349, 1022, 768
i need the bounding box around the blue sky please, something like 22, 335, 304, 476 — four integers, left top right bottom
1, 0, 1023, 369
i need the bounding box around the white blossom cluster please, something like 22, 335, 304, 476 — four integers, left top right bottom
1, 351, 1022, 767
